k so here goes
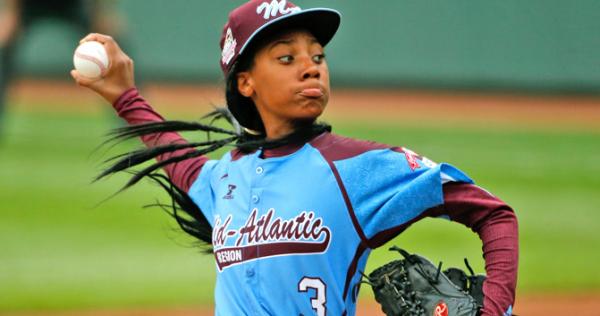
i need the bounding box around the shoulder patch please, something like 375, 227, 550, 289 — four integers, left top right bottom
401, 147, 420, 171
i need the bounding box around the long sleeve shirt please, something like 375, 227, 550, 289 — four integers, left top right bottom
112, 88, 518, 316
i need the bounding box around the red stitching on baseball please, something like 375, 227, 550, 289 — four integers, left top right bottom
75, 51, 108, 76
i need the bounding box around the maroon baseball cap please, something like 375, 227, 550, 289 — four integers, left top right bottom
219, 0, 341, 76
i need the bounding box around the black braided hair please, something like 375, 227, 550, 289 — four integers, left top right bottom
97, 108, 330, 251
97, 27, 331, 251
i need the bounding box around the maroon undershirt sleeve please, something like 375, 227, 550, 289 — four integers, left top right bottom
111, 88, 207, 192
424, 182, 518, 316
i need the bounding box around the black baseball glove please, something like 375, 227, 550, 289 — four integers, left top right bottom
362, 246, 486, 316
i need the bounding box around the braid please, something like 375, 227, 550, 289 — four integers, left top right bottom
143, 173, 213, 252
97, 108, 330, 249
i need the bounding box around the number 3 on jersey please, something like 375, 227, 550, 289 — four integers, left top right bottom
298, 277, 327, 316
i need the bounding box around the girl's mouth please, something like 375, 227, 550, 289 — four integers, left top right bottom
299, 88, 324, 98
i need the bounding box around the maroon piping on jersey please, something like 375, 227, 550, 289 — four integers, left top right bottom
309, 133, 393, 247
309, 133, 393, 308
341, 243, 368, 305
309, 134, 518, 315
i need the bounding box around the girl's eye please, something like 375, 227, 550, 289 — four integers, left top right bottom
313, 54, 326, 64
278, 55, 293, 63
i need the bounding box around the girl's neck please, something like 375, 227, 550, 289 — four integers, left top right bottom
264, 119, 314, 140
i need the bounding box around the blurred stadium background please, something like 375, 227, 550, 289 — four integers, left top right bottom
12, 0, 600, 92
1, 0, 599, 315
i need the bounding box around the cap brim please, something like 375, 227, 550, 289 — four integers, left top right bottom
238, 8, 341, 58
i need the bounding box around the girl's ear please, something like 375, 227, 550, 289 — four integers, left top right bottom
236, 72, 254, 98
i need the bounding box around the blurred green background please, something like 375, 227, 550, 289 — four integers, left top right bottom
1, 0, 600, 313
14, 0, 600, 92
1, 103, 599, 311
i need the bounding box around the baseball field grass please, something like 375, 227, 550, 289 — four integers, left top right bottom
1, 83, 599, 313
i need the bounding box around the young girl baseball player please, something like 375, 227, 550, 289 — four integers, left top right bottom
71, 1, 518, 315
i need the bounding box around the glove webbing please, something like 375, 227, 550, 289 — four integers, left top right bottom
362, 247, 489, 316
363, 258, 425, 316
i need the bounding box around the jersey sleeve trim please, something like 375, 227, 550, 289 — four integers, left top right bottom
326, 158, 370, 247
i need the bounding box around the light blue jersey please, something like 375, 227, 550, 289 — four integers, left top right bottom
188, 132, 472, 315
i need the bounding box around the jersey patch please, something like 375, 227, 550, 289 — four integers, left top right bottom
401, 147, 421, 171
212, 208, 332, 271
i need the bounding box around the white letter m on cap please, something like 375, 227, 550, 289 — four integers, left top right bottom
257, 0, 301, 20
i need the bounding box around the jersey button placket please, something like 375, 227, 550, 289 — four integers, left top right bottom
239, 156, 263, 311
252, 161, 269, 307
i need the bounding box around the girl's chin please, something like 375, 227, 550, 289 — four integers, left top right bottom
300, 103, 326, 117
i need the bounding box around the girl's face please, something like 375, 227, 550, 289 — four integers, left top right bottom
236, 30, 330, 138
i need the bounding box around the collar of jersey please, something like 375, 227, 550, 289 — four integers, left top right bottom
260, 142, 306, 159
260, 131, 330, 159
231, 132, 328, 161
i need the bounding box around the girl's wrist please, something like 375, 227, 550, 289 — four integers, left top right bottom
102, 85, 135, 104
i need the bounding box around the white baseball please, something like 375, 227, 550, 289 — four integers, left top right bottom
73, 41, 109, 79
